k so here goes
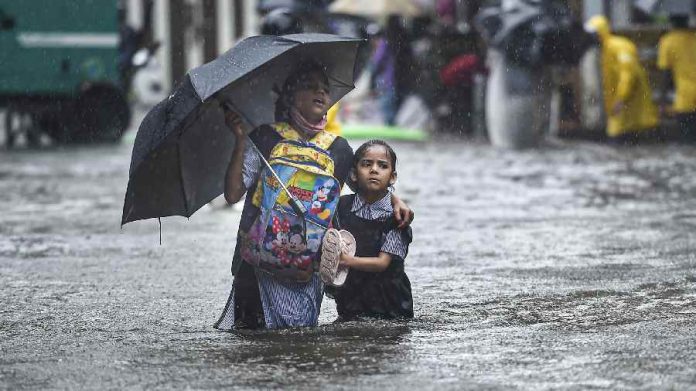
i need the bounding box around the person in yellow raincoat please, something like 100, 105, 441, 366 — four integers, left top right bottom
325, 103, 342, 135
657, 15, 696, 140
585, 16, 658, 139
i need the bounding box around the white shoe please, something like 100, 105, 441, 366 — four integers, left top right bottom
334, 229, 355, 286
320, 228, 356, 287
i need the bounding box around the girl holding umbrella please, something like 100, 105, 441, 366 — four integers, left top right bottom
214, 61, 413, 330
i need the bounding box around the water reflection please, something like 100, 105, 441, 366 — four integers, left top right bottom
2, 138, 696, 388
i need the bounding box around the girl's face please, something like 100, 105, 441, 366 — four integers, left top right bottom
292, 71, 331, 123
351, 145, 396, 199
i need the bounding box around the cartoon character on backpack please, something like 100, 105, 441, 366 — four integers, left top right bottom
261, 216, 292, 266
241, 122, 340, 281
309, 178, 338, 222
287, 224, 312, 269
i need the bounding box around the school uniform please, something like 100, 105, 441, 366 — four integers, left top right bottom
330, 192, 413, 320
215, 124, 353, 330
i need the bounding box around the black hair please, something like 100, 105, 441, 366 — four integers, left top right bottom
274, 61, 330, 122
353, 139, 397, 171
670, 15, 690, 29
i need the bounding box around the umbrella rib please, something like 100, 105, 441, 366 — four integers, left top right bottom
177, 140, 190, 218
172, 98, 219, 219
327, 74, 354, 89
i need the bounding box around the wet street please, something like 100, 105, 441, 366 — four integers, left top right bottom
1, 127, 696, 389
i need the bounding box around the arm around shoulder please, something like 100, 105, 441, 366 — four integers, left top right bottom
390, 193, 414, 229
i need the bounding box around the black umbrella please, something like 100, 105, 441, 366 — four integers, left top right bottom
121, 33, 362, 225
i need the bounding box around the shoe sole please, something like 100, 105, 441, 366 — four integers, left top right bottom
320, 228, 342, 285
320, 228, 355, 287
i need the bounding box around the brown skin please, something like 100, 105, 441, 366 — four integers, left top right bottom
392, 197, 413, 229
351, 144, 397, 203
291, 71, 331, 125
352, 145, 412, 228
339, 145, 398, 273
340, 251, 392, 272
222, 108, 248, 204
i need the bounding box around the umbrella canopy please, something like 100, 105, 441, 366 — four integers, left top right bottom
122, 33, 362, 225
329, 0, 423, 19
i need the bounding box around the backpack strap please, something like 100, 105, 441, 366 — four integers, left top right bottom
272, 122, 337, 150
332, 194, 356, 230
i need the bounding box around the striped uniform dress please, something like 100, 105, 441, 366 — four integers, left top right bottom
348, 192, 408, 260
217, 143, 324, 330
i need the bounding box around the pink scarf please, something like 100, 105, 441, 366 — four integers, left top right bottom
289, 107, 327, 138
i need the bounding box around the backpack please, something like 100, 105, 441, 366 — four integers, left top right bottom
239, 123, 341, 282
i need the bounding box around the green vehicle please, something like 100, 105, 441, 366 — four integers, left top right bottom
0, 0, 152, 146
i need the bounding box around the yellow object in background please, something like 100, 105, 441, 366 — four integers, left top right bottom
586, 16, 658, 138
325, 103, 342, 136
658, 29, 696, 113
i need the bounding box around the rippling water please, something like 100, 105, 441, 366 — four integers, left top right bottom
1, 135, 695, 389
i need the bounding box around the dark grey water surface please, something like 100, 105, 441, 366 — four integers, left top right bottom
1, 132, 695, 389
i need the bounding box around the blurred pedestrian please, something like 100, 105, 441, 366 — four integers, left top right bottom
585, 16, 658, 142
369, 15, 414, 125
435, 0, 456, 27
369, 31, 397, 124
657, 15, 696, 141
439, 52, 484, 134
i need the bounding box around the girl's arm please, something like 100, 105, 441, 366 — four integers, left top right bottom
391, 193, 414, 229
340, 251, 392, 273
223, 110, 248, 204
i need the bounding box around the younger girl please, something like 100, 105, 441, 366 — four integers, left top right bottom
328, 140, 413, 320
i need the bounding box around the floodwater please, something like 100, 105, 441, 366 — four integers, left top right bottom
1, 130, 696, 389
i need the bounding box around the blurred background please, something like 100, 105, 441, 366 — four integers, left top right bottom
2, 0, 695, 147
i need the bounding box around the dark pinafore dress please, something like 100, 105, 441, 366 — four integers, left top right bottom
330, 194, 414, 320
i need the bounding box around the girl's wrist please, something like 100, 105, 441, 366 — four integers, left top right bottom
233, 136, 247, 150
340, 252, 352, 266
